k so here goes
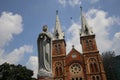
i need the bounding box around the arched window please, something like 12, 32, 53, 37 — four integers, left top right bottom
89, 40, 93, 50
89, 58, 99, 73
55, 67, 58, 76
55, 62, 63, 76
92, 76, 95, 80
96, 76, 100, 80
58, 44, 61, 53
59, 67, 62, 75
85, 39, 93, 51
55, 45, 58, 53
72, 78, 74, 80
90, 63, 94, 72
94, 63, 98, 72
55, 44, 61, 54
80, 77, 82, 80
76, 78, 78, 80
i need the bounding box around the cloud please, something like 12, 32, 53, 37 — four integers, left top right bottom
86, 9, 114, 51
58, 0, 100, 7
58, 0, 81, 7
0, 12, 23, 48
111, 32, 120, 55
86, 9, 120, 53
69, 0, 81, 7
58, 0, 66, 7
66, 22, 82, 53
112, 16, 120, 25
0, 11, 34, 74
26, 56, 38, 78
114, 32, 120, 39
0, 11, 34, 76
90, 0, 99, 4
66, 9, 120, 55
0, 45, 33, 64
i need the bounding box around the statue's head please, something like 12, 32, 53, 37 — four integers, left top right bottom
43, 25, 48, 32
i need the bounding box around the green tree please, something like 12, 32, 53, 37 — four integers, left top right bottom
0, 62, 36, 80
114, 55, 120, 80
102, 51, 118, 80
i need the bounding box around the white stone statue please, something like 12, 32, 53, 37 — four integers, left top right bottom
37, 25, 52, 77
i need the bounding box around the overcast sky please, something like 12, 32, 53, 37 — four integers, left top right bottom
0, 0, 120, 78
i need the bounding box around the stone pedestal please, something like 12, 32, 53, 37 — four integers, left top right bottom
38, 76, 53, 80
37, 69, 53, 80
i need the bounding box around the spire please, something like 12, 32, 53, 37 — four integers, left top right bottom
80, 6, 93, 36
53, 10, 64, 40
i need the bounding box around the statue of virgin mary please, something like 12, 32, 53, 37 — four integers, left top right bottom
37, 25, 52, 77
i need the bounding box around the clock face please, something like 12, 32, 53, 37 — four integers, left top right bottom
72, 54, 77, 58
70, 63, 81, 74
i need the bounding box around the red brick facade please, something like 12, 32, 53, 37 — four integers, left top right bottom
52, 39, 66, 80
52, 34, 106, 80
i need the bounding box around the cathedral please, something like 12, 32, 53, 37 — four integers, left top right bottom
52, 9, 106, 80
37, 8, 106, 80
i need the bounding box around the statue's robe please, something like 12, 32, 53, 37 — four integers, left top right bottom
37, 32, 52, 77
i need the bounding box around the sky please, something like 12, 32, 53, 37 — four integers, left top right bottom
0, 0, 120, 78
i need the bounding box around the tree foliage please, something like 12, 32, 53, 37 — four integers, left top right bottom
0, 62, 36, 80
102, 51, 120, 80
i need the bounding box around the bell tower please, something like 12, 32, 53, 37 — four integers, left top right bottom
80, 7, 106, 80
52, 10, 66, 80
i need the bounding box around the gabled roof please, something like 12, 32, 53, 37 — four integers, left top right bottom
66, 46, 83, 66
